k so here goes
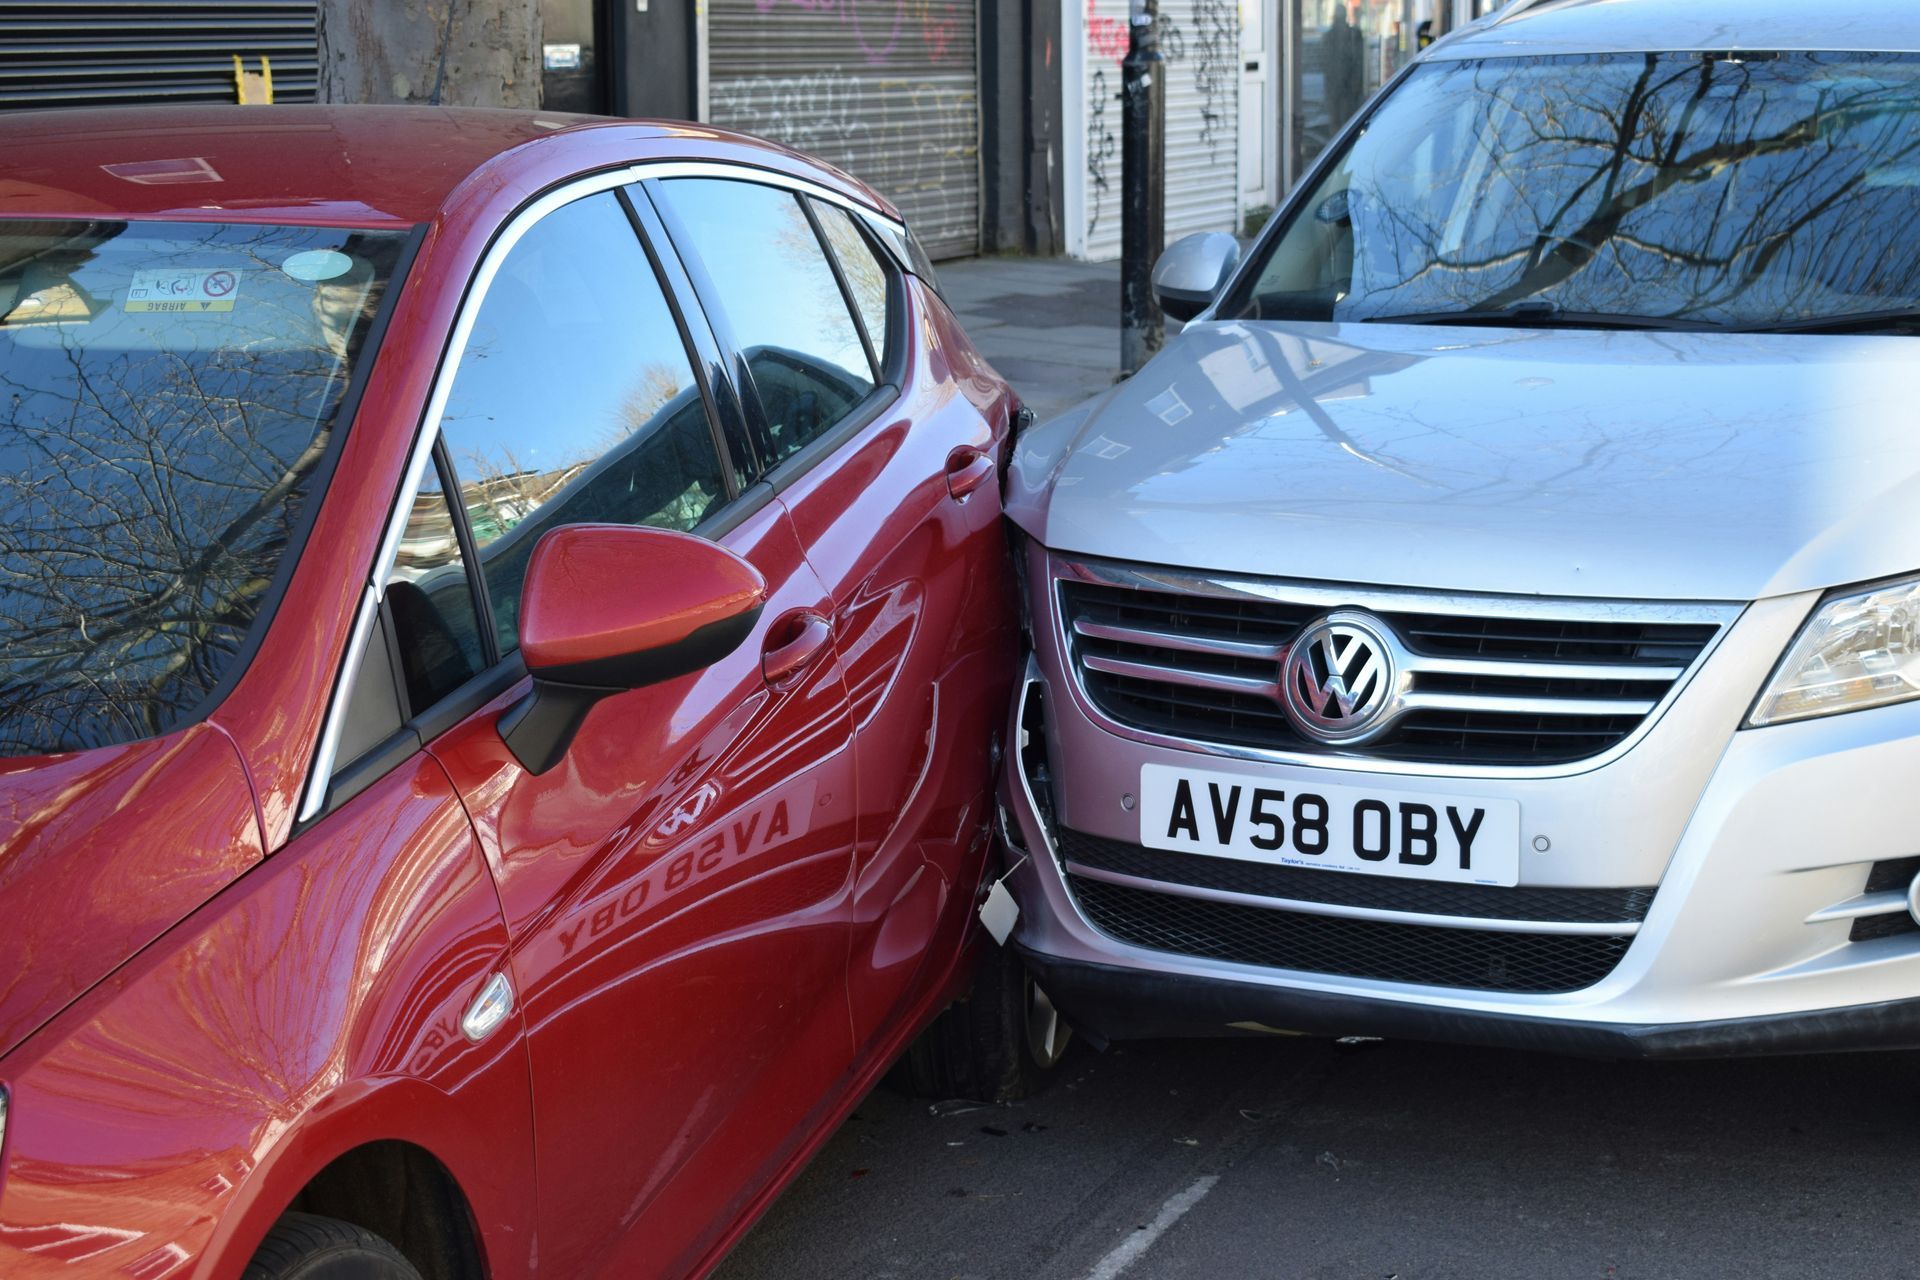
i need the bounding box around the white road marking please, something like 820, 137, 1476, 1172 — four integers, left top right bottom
1083, 1175, 1221, 1280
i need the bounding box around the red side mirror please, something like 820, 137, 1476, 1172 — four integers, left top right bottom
500, 524, 766, 774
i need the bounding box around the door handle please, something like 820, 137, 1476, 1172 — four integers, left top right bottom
762, 611, 833, 686
946, 446, 995, 501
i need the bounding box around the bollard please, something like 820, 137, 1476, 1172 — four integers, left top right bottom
1119, 0, 1165, 377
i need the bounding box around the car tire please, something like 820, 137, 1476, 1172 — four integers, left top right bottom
241, 1212, 422, 1280
898, 942, 1071, 1103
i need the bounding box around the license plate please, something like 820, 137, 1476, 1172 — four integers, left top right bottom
1139, 763, 1520, 887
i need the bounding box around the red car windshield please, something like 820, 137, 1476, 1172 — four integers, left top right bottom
0, 220, 408, 756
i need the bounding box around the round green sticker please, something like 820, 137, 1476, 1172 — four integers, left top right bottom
281, 249, 354, 282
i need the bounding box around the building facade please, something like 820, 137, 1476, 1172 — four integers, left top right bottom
0, 0, 1510, 261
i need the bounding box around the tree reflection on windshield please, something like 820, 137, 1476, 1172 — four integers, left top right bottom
0, 221, 405, 756
1233, 52, 1920, 329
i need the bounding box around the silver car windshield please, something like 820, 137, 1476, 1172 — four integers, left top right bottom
1225, 51, 1920, 331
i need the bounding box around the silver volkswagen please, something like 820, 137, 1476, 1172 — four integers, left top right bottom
997, 0, 1920, 1059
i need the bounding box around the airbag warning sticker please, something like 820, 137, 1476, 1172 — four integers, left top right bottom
124, 268, 241, 312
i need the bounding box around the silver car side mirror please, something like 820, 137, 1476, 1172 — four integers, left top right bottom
1151, 232, 1241, 323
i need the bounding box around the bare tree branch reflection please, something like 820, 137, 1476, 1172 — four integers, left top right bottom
1242, 51, 1920, 327
0, 223, 403, 755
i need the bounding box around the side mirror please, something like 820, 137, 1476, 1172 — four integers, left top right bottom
499, 523, 767, 775
1151, 231, 1242, 323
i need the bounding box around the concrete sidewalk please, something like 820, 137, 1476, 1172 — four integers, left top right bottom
937, 256, 1122, 421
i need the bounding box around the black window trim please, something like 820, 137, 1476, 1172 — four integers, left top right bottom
802, 195, 881, 377
621, 182, 764, 487
612, 184, 746, 504
430, 438, 501, 677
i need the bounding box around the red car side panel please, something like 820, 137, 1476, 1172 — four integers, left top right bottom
428, 499, 858, 1279
776, 277, 1019, 1049
0, 754, 534, 1280
0, 115, 1008, 1279
0, 725, 262, 1065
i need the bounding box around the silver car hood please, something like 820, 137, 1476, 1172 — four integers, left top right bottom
1005, 320, 1920, 602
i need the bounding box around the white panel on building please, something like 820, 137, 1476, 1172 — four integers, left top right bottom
1077, 0, 1242, 261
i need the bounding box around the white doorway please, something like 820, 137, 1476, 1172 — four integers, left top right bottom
1239, 0, 1279, 224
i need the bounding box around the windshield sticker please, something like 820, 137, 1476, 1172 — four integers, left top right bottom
124, 268, 242, 313
280, 249, 354, 282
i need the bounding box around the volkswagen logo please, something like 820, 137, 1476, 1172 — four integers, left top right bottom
1281, 612, 1401, 743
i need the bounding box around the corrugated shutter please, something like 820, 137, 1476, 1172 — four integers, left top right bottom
0, 0, 318, 110
1081, 0, 1239, 260
708, 0, 981, 260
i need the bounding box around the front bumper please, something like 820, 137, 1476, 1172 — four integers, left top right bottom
1000, 570, 1920, 1055
1017, 949, 1920, 1059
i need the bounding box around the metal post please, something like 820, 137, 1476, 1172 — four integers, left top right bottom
1119, 0, 1165, 376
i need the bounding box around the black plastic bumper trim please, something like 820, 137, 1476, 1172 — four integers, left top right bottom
1018, 947, 1920, 1060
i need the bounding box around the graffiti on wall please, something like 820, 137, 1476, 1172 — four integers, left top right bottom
711, 70, 977, 199
1087, 0, 1128, 60
1084, 0, 1237, 243
1184, 0, 1235, 157
1086, 64, 1117, 238
751, 0, 966, 66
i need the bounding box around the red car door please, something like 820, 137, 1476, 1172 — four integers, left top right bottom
399, 185, 859, 1278
648, 178, 1018, 1050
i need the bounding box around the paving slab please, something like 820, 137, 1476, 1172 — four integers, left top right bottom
937, 255, 1124, 421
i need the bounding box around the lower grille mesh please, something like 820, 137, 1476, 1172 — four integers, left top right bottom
1068, 875, 1633, 993
1059, 828, 1654, 924
1851, 857, 1920, 943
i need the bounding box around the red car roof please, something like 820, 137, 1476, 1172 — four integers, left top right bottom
0, 104, 896, 228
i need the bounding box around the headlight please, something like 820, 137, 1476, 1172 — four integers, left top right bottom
1749, 576, 1920, 726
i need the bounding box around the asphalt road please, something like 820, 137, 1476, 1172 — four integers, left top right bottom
714, 1033, 1920, 1279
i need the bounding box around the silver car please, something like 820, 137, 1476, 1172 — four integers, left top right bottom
997, 0, 1920, 1058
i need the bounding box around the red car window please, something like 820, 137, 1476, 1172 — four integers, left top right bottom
651, 177, 877, 470
436, 191, 729, 655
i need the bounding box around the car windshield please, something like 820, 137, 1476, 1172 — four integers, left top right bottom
1224, 51, 1920, 331
0, 219, 407, 756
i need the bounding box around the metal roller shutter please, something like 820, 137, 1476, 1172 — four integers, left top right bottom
0, 0, 318, 111
708, 0, 981, 260
1081, 0, 1239, 261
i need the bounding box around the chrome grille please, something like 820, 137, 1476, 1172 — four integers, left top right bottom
1058, 560, 1736, 767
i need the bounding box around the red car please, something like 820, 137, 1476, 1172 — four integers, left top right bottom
0, 106, 1040, 1278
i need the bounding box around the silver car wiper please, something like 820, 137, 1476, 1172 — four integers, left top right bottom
1363, 302, 1723, 332
1744, 307, 1920, 335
